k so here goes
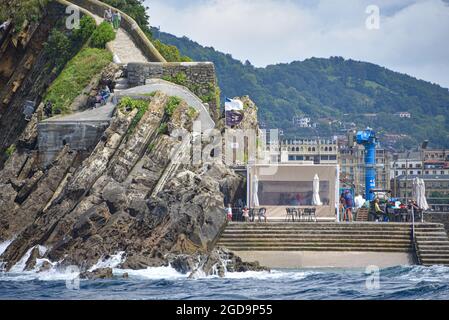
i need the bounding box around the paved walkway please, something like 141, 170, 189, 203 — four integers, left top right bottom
93, 15, 148, 64
42, 102, 115, 123
116, 79, 216, 131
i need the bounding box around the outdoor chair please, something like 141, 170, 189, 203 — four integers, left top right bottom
285, 208, 295, 222
258, 208, 267, 223
249, 208, 256, 222
310, 208, 317, 222
303, 208, 311, 222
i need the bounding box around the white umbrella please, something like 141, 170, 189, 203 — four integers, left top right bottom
335, 166, 340, 222
253, 175, 260, 207
412, 177, 419, 202
312, 174, 322, 206
418, 178, 429, 211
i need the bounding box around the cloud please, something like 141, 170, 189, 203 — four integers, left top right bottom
147, 0, 449, 88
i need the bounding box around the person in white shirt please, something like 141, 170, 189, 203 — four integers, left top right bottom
354, 194, 365, 209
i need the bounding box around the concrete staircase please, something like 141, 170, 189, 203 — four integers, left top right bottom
114, 77, 130, 94
217, 222, 415, 252
415, 224, 449, 266
356, 208, 369, 222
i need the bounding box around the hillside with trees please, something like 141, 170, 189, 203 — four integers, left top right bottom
153, 29, 449, 149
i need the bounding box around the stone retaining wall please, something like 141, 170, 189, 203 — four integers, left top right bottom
64, 0, 166, 62
127, 62, 219, 121
37, 121, 109, 165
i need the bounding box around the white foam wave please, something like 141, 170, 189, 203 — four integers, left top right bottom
0, 239, 14, 256
88, 251, 125, 272
113, 266, 189, 280
396, 265, 449, 282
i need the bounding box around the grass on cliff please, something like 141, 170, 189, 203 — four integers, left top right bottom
118, 97, 150, 134
44, 48, 112, 114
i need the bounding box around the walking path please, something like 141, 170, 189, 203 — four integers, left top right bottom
116, 79, 215, 131
93, 15, 148, 64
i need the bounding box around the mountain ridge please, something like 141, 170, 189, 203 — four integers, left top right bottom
153, 28, 449, 149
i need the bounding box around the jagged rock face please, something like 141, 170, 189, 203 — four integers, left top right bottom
0, 1, 68, 168
0, 91, 245, 274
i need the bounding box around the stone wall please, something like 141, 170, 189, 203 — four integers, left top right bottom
37, 121, 109, 165
424, 212, 449, 234
127, 62, 219, 121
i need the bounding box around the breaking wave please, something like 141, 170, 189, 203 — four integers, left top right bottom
1, 241, 449, 299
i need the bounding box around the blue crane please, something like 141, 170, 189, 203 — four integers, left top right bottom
356, 128, 377, 201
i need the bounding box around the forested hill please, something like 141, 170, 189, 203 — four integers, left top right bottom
153, 29, 449, 149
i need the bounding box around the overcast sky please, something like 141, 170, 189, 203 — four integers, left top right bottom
146, 0, 449, 88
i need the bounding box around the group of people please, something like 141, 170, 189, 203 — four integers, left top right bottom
103, 8, 121, 30
225, 204, 266, 223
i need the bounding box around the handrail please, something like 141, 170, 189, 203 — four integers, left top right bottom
62, 0, 166, 62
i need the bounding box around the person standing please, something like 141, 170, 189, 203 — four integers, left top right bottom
242, 206, 249, 223
112, 11, 119, 30
226, 204, 233, 222
344, 190, 354, 222
104, 8, 112, 24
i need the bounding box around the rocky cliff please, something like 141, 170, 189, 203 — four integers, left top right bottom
0, 90, 264, 277
0, 1, 266, 278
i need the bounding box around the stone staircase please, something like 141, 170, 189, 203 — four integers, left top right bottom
356, 208, 369, 222
415, 224, 449, 266
217, 222, 415, 252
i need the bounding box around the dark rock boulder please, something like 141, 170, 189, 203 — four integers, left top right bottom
80, 267, 113, 280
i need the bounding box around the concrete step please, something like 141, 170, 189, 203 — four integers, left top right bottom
115, 77, 129, 84
225, 246, 413, 252
218, 240, 413, 246
420, 260, 449, 266
416, 245, 449, 251
419, 253, 449, 258
416, 241, 449, 246
218, 242, 412, 248
222, 230, 412, 236
220, 234, 412, 240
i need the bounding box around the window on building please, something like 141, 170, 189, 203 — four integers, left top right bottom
288, 155, 295, 161
329, 155, 337, 161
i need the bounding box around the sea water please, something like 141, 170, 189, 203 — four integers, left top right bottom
1, 241, 449, 300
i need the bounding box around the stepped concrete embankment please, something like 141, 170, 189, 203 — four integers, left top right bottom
217, 222, 449, 268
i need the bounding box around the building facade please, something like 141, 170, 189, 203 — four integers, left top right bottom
339, 144, 391, 195
392, 174, 449, 199
280, 139, 338, 164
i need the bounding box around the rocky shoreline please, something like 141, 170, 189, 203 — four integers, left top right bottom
0, 73, 266, 277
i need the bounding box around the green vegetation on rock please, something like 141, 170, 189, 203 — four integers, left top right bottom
118, 97, 150, 134
72, 15, 97, 43
0, 0, 49, 33
90, 21, 116, 48
165, 96, 182, 117
5, 144, 16, 158
44, 48, 112, 114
